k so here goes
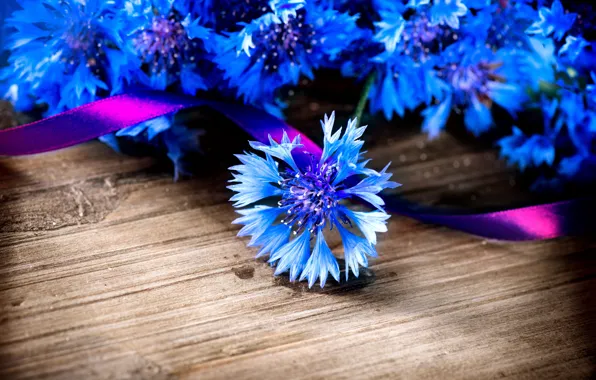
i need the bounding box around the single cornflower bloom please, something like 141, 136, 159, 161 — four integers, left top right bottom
374, 6, 449, 61
100, 0, 215, 175
1, 0, 135, 114
368, 1, 463, 121
215, 3, 359, 116
229, 112, 399, 287
124, 0, 218, 94
424, 46, 526, 137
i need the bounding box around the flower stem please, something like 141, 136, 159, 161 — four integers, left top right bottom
352, 73, 375, 128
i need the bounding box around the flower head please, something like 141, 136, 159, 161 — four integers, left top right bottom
123, 0, 218, 94
1, 0, 135, 114
229, 112, 399, 287
215, 3, 360, 115
368, 1, 461, 121
429, 45, 527, 136
374, 6, 449, 61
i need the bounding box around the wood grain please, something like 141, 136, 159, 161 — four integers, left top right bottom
1, 103, 595, 380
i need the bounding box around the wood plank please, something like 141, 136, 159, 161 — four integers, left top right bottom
1, 106, 595, 379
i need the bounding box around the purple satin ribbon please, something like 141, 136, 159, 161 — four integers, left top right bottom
0, 91, 592, 241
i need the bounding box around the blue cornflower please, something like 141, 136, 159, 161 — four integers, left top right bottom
100, 0, 217, 175
559, 154, 585, 178
429, 46, 527, 137
1, 0, 205, 178
1, 0, 136, 114
526, 0, 576, 41
406, 0, 430, 8
373, 5, 449, 62
229, 113, 399, 287
123, 0, 218, 94
215, 3, 360, 115
369, 2, 457, 121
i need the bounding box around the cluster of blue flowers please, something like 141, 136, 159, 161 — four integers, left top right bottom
1, 0, 595, 185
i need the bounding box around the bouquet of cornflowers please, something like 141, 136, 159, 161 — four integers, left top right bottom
1, 0, 595, 186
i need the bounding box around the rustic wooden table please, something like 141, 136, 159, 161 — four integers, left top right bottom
1, 99, 595, 379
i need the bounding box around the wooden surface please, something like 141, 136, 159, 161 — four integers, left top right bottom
1, 103, 596, 380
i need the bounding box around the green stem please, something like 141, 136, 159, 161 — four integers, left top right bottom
352, 73, 375, 127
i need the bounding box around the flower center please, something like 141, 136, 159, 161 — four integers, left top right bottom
59, 8, 107, 75
252, 11, 316, 73
64, 23, 94, 51
278, 160, 340, 234
400, 13, 446, 62
134, 12, 198, 75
